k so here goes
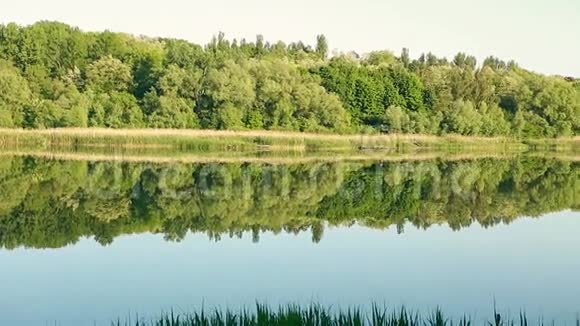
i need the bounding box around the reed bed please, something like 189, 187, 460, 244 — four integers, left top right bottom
0, 128, 537, 152
110, 304, 579, 326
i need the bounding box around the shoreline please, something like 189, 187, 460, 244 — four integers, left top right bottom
0, 150, 524, 164
2, 149, 579, 164
1, 128, 577, 152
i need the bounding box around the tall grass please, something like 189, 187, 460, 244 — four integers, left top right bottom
0, 128, 538, 152
109, 304, 578, 326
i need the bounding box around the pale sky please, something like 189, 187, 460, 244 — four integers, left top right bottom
1, 0, 579, 76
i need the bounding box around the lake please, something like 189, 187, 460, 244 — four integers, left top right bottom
0, 154, 578, 325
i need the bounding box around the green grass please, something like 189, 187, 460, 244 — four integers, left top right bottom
109, 304, 578, 326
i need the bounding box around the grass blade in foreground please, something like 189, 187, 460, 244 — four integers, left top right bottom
109, 304, 579, 326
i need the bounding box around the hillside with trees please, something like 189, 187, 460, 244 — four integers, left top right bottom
0, 21, 578, 137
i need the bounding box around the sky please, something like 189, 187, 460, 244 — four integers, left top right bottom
1, 0, 579, 76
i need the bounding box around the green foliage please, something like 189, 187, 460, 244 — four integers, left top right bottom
315, 34, 328, 60
365, 50, 397, 66
0, 60, 32, 127
201, 60, 255, 129
86, 55, 133, 92
88, 91, 144, 128
143, 91, 198, 128
131, 41, 164, 98
384, 105, 412, 133
453, 52, 477, 70
1, 21, 89, 76
442, 100, 482, 135
479, 102, 511, 136
0, 21, 577, 137
158, 64, 201, 99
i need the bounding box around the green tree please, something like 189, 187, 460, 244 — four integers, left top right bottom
442, 100, 482, 135
0, 60, 32, 127
88, 92, 144, 127
86, 55, 132, 93
143, 90, 198, 128
365, 51, 397, 66
479, 102, 510, 136
383, 105, 411, 133
158, 64, 201, 100
400, 48, 410, 67
315, 34, 328, 60
202, 60, 255, 129
0, 20, 577, 137
132, 43, 164, 98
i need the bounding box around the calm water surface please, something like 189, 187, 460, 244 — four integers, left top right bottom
0, 155, 578, 325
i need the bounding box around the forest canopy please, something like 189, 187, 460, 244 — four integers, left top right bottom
0, 21, 578, 137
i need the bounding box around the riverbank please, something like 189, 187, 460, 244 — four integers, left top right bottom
1, 128, 577, 152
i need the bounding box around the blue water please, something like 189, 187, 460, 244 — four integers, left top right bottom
1, 211, 579, 326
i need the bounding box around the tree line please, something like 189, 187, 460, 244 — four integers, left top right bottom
0, 156, 577, 249
0, 21, 578, 137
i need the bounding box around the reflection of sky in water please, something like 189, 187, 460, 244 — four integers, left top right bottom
1, 211, 579, 326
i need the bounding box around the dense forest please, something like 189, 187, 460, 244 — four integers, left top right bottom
0, 22, 578, 137
0, 156, 577, 249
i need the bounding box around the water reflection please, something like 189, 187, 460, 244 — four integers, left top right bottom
0, 156, 577, 249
